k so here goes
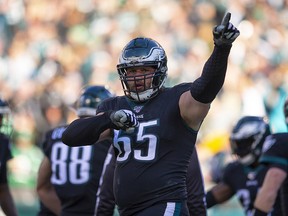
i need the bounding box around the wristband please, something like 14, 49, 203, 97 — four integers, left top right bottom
251, 208, 268, 216
205, 191, 218, 208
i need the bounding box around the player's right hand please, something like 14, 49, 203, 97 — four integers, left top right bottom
110, 109, 139, 131
213, 12, 240, 46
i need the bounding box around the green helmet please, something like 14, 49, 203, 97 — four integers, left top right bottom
76, 85, 113, 118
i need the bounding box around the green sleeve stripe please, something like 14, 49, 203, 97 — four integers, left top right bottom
260, 156, 288, 166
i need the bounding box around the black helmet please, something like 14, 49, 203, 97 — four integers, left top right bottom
230, 116, 271, 166
0, 98, 12, 136
117, 37, 168, 102
76, 85, 113, 117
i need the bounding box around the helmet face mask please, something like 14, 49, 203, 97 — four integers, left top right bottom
76, 86, 113, 118
230, 116, 271, 166
117, 37, 168, 102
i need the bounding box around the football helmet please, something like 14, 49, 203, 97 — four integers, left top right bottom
0, 98, 12, 136
76, 85, 113, 118
117, 37, 168, 102
230, 116, 271, 166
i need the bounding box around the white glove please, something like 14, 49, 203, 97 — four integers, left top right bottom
110, 109, 139, 131
213, 12, 240, 46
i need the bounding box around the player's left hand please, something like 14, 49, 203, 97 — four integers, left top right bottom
110, 109, 139, 131
213, 12, 240, 46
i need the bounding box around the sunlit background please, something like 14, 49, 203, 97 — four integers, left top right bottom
1, 0, 288, 215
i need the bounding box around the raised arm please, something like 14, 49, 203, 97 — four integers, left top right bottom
180, 12, 240, 130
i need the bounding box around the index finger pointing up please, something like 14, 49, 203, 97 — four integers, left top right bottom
221, 12, 231, 27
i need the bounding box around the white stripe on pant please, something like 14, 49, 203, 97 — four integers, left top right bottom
164, 202, 176, 216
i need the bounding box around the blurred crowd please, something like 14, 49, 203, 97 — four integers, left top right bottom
0, 0, 288, 215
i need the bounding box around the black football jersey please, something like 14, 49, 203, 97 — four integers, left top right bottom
97, 83, 199, 215
259, 133, 288, 216
186, 148, 207, 216
0, 133, 12, 184
97, 146, 207, 216
222, 161, 282, 216
42, 125, 111, 216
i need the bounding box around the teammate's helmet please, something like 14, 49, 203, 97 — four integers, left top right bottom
230, 116, 271, 166
76, 85, 113, 118
284, 97, 288, 126
0, 98, 12, 136
117, 37, 168, 102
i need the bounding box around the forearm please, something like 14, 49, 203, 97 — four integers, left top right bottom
254, 168, 286, 213
190, 45, 231, 103
0, 185, 18, 216
206, 183, 234, 208
62, 112, 112, 146
254, 167, 287, 212
254, 189, 277, 213
38, 186, 61, 215
37, 157, 61, 215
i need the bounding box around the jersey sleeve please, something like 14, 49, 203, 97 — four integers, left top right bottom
260, 134, 288, 172
40, 130, 53, 157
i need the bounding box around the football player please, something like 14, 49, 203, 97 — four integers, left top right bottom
205, 116, 284, 215
0, 98, 18, 216
36, 85, 114, 216
62, 13, 240, 215
252, 99, 288, 216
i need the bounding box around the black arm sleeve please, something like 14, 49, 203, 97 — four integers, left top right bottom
62, 111, 112, 147
190, 45, 231, 103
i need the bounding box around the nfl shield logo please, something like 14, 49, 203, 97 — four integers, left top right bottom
133, 106, 143, 113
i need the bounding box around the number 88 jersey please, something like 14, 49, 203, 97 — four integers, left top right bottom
42, 125, 111, 216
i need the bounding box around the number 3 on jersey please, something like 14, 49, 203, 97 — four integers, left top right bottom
50, 142, 92, 185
